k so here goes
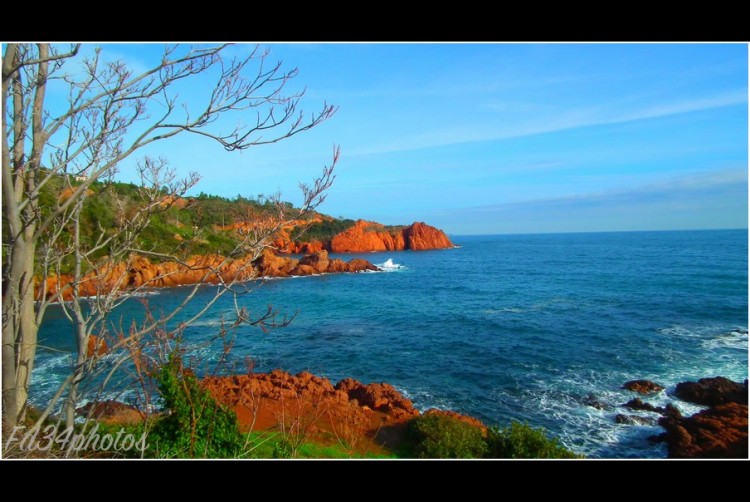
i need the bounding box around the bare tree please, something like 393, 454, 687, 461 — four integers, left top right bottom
2, 43, 337, 429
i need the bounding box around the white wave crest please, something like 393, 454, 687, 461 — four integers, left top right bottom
378, 258, 405, 271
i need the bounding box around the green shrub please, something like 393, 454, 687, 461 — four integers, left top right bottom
290, 218, 357, 242
408, 413, 488, 458
146, 353, 245, 458
485, 421, 581, 459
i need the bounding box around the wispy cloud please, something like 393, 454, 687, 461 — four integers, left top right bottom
430, 167, 748, 234
455, 168, 747, 213
349, 90, 748, 157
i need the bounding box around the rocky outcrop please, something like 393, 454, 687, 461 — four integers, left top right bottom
655, 402, 748, 458
202, 370, 423, 448
623, 380, 664, 394
36, 250, 378, 301
276, 220, 454, 254
335, 378, 418, 420
254, 249, 378, 278
673, 377, 748, 407
329, 220, 452, 253
76, 400, 144, 425
623, 376, 750, 458
402, 222, 454, 251
201, 369, 489, 455
328, 220, 405, 253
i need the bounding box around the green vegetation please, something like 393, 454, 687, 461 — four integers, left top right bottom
242, 432, 395, 459
485, 421, 582, 459
146, 353, 245, 459
406, 414, 581, 459
290, 217, 356, 242
31, 174, 310, 274
408, 414, 488, 458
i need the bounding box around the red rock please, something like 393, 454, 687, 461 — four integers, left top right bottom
327, 220, 452, 253
298, 250, 330, 274
334, 379, 418, 420
623, 380, 664, 394
347, 259, 379, 273
655, 402, 748, 458
326, 259, 350, 273
402, 221, 454, 251
329, 220, 391, 253
76, 400, 143, 425
674, 377, 748, 406
36, 248, 380, 300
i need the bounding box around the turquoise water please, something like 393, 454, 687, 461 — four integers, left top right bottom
33, 229, 748, 457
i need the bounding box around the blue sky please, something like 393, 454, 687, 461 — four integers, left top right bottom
57, 43, 748, 235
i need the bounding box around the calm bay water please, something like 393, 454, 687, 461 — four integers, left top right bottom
33, 229, 748, 457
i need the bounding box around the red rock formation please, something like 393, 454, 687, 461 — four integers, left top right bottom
402, 221, 454, 251
622, 379, 665, 394
674, 377, 748, 406
210, 215, 452, 254
327, 220, 452, 253
201, 369, 490, 455
35, 250, 379, 301
335, 378, 419, 420
202, 370, 420, 449
656, 402, 748, 458
640, 376, 750, 458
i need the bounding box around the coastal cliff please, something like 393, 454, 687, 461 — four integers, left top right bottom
274, 219, 454, 254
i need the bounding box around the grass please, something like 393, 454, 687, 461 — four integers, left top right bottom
241, 431, 397, 459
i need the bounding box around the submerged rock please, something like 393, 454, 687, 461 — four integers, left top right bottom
615, 414, 657, 426
582, 394, 609, 410
623, 398, 664, 414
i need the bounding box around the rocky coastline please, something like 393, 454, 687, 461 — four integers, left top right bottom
36, 249, 379, 302
619, 376, 748, 458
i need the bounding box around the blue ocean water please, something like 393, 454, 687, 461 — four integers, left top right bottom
32, 229, 748, 458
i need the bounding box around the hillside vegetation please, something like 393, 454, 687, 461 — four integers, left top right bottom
23, 174, 372, 275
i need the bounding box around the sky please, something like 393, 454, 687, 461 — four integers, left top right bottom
45, 43, 749, 235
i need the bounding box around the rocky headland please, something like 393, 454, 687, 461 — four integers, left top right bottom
272, 220, 454, 254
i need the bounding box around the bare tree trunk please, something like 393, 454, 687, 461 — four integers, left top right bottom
2, 43, 43, 427
1, 204, 38, 427
65, 199, 89, 428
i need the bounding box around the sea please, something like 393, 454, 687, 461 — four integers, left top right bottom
32, 229, 748, 458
